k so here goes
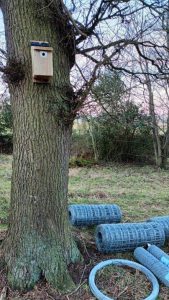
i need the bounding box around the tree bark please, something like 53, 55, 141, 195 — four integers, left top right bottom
1, 0, 81, 291
145, 78, 164, 167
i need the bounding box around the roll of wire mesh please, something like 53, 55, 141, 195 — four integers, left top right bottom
147, 216, 169, 239
147, 244, 169, 268
68, 204, 122, 226
134, 247, 169, 287
95, 222, 165, 253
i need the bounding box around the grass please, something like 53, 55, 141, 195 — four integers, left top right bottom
69, 164, 169, 221
0, 155, 12, 230
1, 156, 169, 299
96, 265, 151, 299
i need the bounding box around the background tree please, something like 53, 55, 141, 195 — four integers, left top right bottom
91, 72, 153, 161
0, 0, 169, 293
92, 71, 126, 115
130, 1, 169, 168
141, 62, 169, 168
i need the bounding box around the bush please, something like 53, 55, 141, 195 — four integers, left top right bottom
0, 99, 13, 154
91, 109, 154, 162
0, 134, 13, 154
71, 127, 94, 160
69, 157, 96, 167
71, 101, 154, 164
0, 99, 12, 135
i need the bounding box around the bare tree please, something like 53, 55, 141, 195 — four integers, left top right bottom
142, 65, 169, 168
135, 1, 169, 168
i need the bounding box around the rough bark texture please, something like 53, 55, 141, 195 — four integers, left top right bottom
1, 0, 81, 291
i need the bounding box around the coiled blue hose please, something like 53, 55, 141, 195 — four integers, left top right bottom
147, 245, 169, 268
68, 204, 122, 226
134, 247, 169, 287
89, 259, 159, 300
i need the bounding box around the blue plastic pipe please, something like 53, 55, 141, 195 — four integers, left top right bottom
89, 259, 159, 300
147, 245, 169, 268
95, 222, 165, 253
134, 247, 169, 287
68, 204, 122, 226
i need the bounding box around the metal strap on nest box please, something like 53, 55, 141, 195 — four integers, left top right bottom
31, 41, 49, 47
30, 40, 53, 83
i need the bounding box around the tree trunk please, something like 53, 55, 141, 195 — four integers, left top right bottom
139, 48, 165, 168
148, 91, 162, 167
1, 0, 81, 291
161, 112, 169, 169
86, 117, 98, 162
145, 75, 164, 168
162, 0, 169, 169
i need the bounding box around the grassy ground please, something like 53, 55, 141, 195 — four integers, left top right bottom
0, 155, 12, 230
69, 164, 169, 221
1, 155, 169, 299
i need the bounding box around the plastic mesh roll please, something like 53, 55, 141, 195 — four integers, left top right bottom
147, 216, 169, 239
68, 204, 122, 226
134, 247, 169, 287
147, 245, 169, 268
95, 222, 165, 253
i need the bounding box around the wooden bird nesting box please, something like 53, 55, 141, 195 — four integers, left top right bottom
31, 41, 53, 83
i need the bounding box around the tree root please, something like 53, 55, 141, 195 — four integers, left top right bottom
7, 259, 41, 290
4, 234, 82, 292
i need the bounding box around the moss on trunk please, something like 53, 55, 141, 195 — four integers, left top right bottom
6, 232, 81, 291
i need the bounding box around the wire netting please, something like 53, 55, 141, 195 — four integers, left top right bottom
147, 216, 169, 239
95, 222, 165, 253
134, 247, 169, 287
147, 245, 169, 268
68, 204, 122, 226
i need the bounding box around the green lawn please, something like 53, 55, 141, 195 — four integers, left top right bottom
69, 164, 169, 221
1, 156, 169, 299
1, 157, 169, 227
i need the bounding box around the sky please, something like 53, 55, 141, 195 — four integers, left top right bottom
0, 10, 5, 96
0, 10, 5, 45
